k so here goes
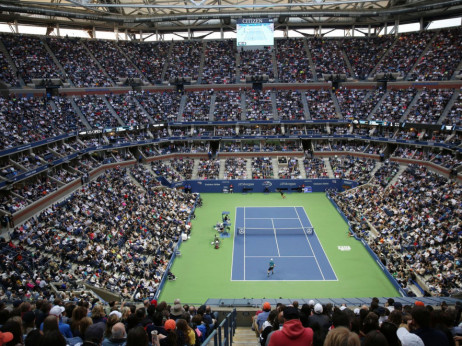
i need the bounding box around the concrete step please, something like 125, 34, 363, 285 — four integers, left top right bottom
232, 327, 259, 345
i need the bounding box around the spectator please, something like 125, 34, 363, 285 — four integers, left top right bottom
102, 322, 127, 346
268, 306, 313, 346
324, 326, 360, 346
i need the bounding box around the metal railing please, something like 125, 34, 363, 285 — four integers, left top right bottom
203, 309, 237, 346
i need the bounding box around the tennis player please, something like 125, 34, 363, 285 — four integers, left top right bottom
267, 258, 275, 277
279, 189, 286, 199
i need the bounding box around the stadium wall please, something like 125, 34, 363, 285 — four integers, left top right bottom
170, 178, 358, 193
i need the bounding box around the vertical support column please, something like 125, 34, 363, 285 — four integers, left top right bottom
125, 29, 128, 41
14, 20, 18, 33
140, 30, 143, 41
368, 25, 371, 37
115, 26, 119, 41
56, 23, 60, 37
419, 17, 425, 32
220, 26, 224, 39
394, 19, 399, 37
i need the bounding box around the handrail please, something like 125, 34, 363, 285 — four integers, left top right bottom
203, 309, 236, 346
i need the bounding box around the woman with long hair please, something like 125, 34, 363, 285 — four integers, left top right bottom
175, 319, 195, 346
70, 306, 88, 337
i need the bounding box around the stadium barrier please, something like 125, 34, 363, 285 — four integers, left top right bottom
203, 309, 236, 346
171, 179, 359, 193
326, 193, 408, 297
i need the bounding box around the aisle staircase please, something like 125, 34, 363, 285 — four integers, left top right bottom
231, 328, 258, 346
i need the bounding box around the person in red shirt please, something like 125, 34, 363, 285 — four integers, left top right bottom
268, 306, 313, 346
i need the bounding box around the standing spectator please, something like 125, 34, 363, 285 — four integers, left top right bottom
308, 304, 331, 334
268, 306, 313, 346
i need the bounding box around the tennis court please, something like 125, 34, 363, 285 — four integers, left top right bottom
232, 206, 337, 281
159, 193, 399, 304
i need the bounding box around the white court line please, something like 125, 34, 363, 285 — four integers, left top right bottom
230, 206, 237, 282
245, 255, 315, 258
301, 206, 339, 281
245, 217, 300, 219
244, 207, 246, 281
294, 207, 325, 280
271, 218, 281, 257
245, 227, 307, 230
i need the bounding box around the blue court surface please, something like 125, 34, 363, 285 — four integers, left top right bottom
231, 206, 337, 281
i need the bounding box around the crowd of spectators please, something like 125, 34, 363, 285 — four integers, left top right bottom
343, 36, 394, 80
1, 34, 63, 84
239, 47, 275, 81
107, 92, 151, 126
251, 157, 274, 179
151, 161, 182, 183
331, 141, 366, 152
134, 90, 182, 123
333, 164, 461, 296
307, 38, 350, 79
169, 158, 194, 180
276, 38, 313, 83
374, 31, 433, 78
49, 167, 80, 184
245, 89, 274, 121
303, 157, 328, 179
197, 159, 220, 179
0, 96, 66, 149
444, 89, 462, 126
0, 50, 20, 87
306, 89, 337, 120
0, 297, 224, 346
372, 88, 418, 122
74, 95, 120, 129
408, 27, 462, 81
406, 88, 453, 124
182, 91, 212, 122
336, 88, 385, 120
118, 41, 171, 84
369, 160, 400, 187
213, 90, 242, 121
84, 39, 145, 83
278, 157, 302, 179
12, 175, 59, 204
46, 37, 113, 87
164, 41, 203, 82
224, 158, 247, 179
329, 155, 376, 184
202, 40, 236, 84
276, 90, 305, 120
8, 168, 197, 302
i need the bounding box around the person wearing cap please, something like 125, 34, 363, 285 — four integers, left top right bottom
84, 321, 106, 345
308, 303, 330, 333
40, 305, 73, 338
158, 319, 186, 346
268, 306, 313, 346
267, 258, 275, 277
254, 302, 272, 335
0, 331, 13, 346
170, 301, 185, 321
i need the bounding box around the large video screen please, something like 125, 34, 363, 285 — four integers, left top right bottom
236, 18, 274, 47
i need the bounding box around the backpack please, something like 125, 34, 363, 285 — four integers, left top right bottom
259, 326, 273, 346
